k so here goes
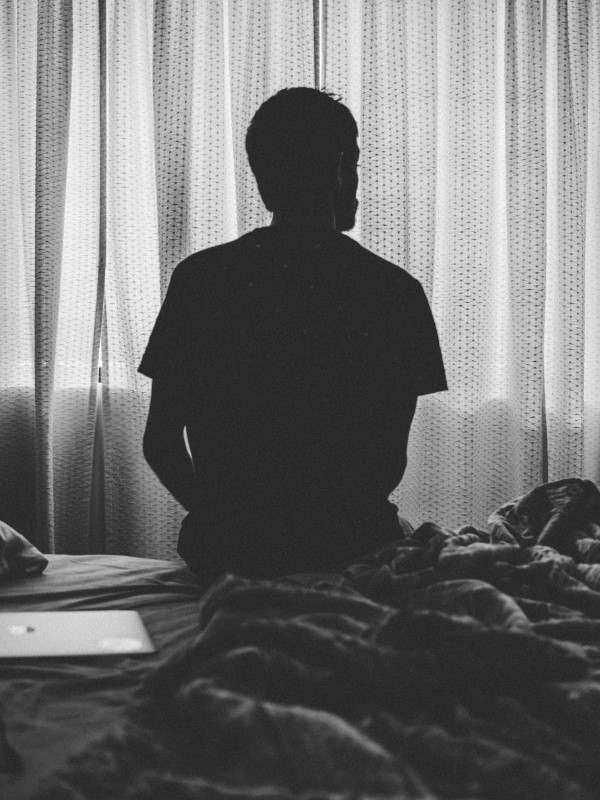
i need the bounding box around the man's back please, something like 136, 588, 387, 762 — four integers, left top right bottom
139, 224, 446, 579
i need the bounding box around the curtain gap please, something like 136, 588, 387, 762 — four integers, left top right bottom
314, 0, 319, 89
320, 0, 326, 89
540, 0, 549, 484
98, 0, 106, 429
314, 0, 326, 90
89, 0, 108, 554
97, 0, 107, 384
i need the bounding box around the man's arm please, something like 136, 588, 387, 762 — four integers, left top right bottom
375, 392, 418, 491
143, 377, 195, 512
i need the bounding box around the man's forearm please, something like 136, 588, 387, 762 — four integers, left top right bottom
144, 438, 196, 512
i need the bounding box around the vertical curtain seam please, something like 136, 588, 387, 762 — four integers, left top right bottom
314, 0, 326, 90
313, 0, 319, 89
540, 0, 549, 483
89, 0, 107, 553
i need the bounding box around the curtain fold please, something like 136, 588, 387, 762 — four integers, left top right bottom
544, 0, 596, 481
1, 0, 598, 556
102, 0, 168, 558
0, 0, 36, 541
0, 0, 102, 552
583, 0, 600, 481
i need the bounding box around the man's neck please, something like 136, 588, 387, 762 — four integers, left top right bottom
270, 204, 335, 230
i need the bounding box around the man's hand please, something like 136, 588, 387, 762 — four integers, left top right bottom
143, 377, 195, 512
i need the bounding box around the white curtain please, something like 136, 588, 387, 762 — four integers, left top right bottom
1, 0, 102, 553
1, 0, 598, 558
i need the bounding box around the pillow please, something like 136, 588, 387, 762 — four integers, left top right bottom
0, 520, 48, 581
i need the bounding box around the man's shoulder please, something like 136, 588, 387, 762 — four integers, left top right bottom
338, 233, 422, 294
173, 235, 245, 281
174, 229, 422, 295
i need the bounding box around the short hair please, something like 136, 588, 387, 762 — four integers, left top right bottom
246, 87, 358, 213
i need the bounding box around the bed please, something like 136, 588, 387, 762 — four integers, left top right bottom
3, 477, 600, 799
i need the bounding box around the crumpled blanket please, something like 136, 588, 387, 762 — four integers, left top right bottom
34, 479, 600, 799
489, 477, 600, 559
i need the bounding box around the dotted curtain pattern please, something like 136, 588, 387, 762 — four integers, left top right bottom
325, 0, 600, 530
0, 0, 102, 552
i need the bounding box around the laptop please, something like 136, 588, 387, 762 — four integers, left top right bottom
0, 610, 155, 657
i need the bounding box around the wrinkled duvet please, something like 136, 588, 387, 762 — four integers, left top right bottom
6, 478, 600, 798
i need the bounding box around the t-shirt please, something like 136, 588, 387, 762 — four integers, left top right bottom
138, 224, 447, 579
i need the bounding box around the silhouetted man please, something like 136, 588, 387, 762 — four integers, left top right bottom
139, 87, 447, 584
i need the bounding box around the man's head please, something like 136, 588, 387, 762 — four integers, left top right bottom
246, 87, 360, 232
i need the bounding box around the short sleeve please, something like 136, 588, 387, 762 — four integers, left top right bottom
137, 263, 190, 382
406, 281, 448, 396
